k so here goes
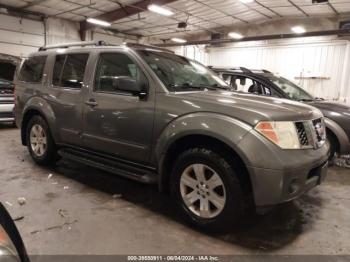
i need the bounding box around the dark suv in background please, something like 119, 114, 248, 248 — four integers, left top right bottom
14, 41, 329, 230
213, 67, 350, 160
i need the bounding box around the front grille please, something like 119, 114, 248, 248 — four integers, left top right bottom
295, 118, 326, 149
295, 122, 309, 146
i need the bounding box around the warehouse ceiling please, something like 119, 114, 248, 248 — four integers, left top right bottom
0, 0, 350, 39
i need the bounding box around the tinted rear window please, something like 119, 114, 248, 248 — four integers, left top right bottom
52, 54, 89, 89
19, 56, 47, 83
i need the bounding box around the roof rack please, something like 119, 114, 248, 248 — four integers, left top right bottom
238, 67, 252, 73
38, 40, 174, 53
38, 40, 108, 51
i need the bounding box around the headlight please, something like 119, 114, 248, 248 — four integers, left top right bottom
255, 121, 301, 149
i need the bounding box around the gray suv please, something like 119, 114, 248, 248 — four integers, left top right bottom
14, 41, 329, 230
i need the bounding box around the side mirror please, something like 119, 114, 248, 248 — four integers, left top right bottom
114, 76, 146, 97
0, 203, 29, 261
240, 78, 246, 86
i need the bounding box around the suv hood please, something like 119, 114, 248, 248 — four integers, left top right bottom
308, 100, 350, 114
171, 90, 323, 126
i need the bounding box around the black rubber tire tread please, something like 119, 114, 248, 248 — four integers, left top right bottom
26, 115, 57, 166
170, 147, 246, 231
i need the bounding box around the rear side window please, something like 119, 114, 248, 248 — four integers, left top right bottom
52, 54, 89, 89
19, 56, 47, 83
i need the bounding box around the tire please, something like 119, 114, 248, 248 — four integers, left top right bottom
170, 147, 245, 231
327, 132, 338, 164
26, 115, 57, 165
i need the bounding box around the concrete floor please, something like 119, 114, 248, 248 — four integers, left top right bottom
0, 123, 350, 255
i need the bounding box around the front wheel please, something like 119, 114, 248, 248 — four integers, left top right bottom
26, 115, 57, 165
171, 148, 246, 231
326, 132, 338, 164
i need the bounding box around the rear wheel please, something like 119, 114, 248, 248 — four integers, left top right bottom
171, 147, 245, 231
26, 115, 57, 165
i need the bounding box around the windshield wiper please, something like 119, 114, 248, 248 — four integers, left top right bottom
298, 99, 314, 102
169, 83, 217, 91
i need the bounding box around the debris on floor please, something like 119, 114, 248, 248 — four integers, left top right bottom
30, 230, 41, 235
5, 201, 13, 207
112, 194, 122, 199
13, 216, 24, 222
17, 197, 26, 205
63, 186, 69, 190
47, 173, 53, 179
58, 209, 69, 218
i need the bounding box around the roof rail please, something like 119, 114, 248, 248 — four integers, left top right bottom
238, 67, 253, 73
125, 43, 174, 53
38, 40, 108, 51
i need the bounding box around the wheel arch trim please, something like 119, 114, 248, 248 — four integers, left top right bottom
324, 117, 350, 154
21, 97, 57, 145
155, 112, 254, 191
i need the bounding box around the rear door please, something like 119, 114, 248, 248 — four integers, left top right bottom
46, 52, 89, 146
82, 51, 155, 164
15, 55, 47, 122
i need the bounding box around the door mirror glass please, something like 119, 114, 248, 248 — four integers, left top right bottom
114, 76, 142, 95
239, 77, 246, 86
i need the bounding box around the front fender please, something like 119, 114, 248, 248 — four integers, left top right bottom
324, 117, 350, 154
155, 112, 253, 164
22, 97, 58, 142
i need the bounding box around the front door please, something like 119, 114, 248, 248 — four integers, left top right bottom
82, 51, 155, 164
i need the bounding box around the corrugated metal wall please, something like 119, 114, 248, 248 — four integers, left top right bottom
0, 14, 44, 57
174, 37, 350, 105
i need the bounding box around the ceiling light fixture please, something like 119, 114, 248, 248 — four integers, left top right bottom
171, 38, 187, 43
87, 18, 111, 27
239, 0, 254, 3
148, 4, 174, 16
228, 32, 244, 39
292, 26, 306, 34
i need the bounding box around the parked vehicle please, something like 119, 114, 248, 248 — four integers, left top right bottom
0, 203, 29, 262
212, 67, 350, 161
0, 78, 15, 124
15, 41, 329, 229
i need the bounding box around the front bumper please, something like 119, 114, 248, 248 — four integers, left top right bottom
248, 159, 328, 206
0, 103, 14, 122
237, 129, 330, 207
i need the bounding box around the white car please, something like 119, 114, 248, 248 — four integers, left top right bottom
0, 78, 15, 124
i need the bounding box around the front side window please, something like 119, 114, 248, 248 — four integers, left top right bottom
268, 76, 314, 101
138, 50, 228, 92
52, 54, 89, 89
231, 76, 264, 94
94, 53, 145, 94
19, 56, 47, 83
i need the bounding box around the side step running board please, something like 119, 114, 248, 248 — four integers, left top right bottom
58, 148, 158, 184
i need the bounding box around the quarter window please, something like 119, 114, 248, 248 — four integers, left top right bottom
52, 54, 89, 89
19, 56, 47, 83
94, 53, 145, 94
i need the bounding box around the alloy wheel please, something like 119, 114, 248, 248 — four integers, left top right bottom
30, 124, 47, 157
180, 164, 226, 219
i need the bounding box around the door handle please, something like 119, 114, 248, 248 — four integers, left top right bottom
85, 99, 98, 107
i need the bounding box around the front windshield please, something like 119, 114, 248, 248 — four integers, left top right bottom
138, 50, 228, 92
269, 75, 314, 101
